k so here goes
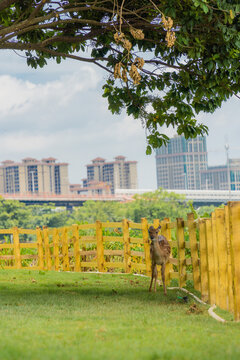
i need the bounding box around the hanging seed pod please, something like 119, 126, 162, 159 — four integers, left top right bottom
161, 15, 174, 31
167, 17, 173, 30
130, 27, 144, 40
134, 57, 145, 69
166, 31, 176, 47
114, 62, 122, 79
122, 39, 132, 52
122, 68, 128, 82
129, 64, 141, 84
114, 32, 125, 44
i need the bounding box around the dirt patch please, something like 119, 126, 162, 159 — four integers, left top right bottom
186, 303, 203, 315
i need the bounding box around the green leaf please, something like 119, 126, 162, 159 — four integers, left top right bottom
146, 146, 152, 155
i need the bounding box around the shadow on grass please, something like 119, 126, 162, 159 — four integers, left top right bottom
0, 271, 200, 312
0, 282, 192, 309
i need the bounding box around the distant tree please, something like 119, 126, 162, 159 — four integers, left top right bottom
72, 200, 126, 223
28, 204, 71, 228
124, 189, 191, 222
194, 204, 219, 218
0, 1, 239, 151
0, 199, 32, 228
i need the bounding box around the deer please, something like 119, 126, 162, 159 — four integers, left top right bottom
148, 225, 171, 295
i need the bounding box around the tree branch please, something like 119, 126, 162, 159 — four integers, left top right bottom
0, 0, 17, 12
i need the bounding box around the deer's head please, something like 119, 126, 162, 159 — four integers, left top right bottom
148, 225, 161, 240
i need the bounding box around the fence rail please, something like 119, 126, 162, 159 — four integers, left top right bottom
0, 201, 240, 321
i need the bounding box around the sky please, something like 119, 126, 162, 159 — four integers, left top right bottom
0, 50, 239, 189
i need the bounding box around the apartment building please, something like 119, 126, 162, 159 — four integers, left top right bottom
201, 159, 240, 190
85, 156, 138, 193
0, 157, 69, 195
156, 135, 208, 190
70, 181, 111, 196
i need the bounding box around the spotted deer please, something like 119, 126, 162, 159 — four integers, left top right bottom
148, 225, 171, 295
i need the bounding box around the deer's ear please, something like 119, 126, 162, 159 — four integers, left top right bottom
148, 226, 154, 234
149, 226, 154, 230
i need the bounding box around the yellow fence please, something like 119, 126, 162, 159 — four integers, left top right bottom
194, 202, 240, 322
0, 203, 239, 321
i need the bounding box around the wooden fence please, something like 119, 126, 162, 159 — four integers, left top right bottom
0, 202, 239, 321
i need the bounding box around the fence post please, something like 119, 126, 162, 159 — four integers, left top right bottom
53, 228, 60, 271
162, 218, 173, 285
205, 218, 216, 305
96, 221, 105, 272
228, 202, 240, 321
225, 205, 234, 312
13, 227, 21, 269
211, 211, 220, 306
72, 224, 81, 272
43, 226, 52, 270
36, 227, 44, 270
61, 227, 70, 271
176, 218, 186, 288
215, 208, 228, 310
123, 219, 131, 273
141, 218, 151, 276
199, 219, 208, 302
187, 213, 201, 291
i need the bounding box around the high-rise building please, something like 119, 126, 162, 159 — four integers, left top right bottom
156, 135, 208, 190
201, 159, 240, 190
0, 157, 69, 195
85, 156, 138, 193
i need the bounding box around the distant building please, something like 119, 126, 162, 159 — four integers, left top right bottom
85, 156, 138, 193
0, 157, 69, 195
201, 159, 240, 190
70, 181, 111, 196
156, 135, 208, 190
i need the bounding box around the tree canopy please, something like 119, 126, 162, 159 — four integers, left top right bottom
0, 192, 220, 231
0, 0, 239, 152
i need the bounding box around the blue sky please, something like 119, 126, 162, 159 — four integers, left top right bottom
0, 50, 239, 189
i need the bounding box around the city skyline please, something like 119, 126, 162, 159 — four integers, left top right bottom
0, 51, 239, 190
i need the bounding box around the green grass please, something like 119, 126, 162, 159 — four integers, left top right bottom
0, 270, 239, 360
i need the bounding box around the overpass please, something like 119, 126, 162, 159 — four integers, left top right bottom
115, 189, 240, 206
1, 189, 239, 208
0, 193, 132, 210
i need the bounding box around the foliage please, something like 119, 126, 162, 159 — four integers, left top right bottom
0, 199, 71, 229
72, 200, 126, 223
0, 199, 32, 229
0, 194, 220, 231
195, 204, 220, 218
125, 188, 191, 222
0, 1, 239, 152
71, 189, 192, 223
29, 205, 71, 228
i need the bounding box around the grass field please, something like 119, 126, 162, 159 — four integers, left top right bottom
0, 270, 239, 360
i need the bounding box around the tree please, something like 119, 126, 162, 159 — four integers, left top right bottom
72, 200, 126, 223
124, 189, 191, 222
0, 0, 239, 151
0, 199, 32, 229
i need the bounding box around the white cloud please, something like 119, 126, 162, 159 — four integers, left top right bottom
0, 66, 100, 119
0, 132, 56, 153
108, 115, 144, 138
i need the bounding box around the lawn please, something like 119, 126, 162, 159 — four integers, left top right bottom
0, 270, 239, 360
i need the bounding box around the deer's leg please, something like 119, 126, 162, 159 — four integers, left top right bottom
153, 264, 158, 292
149, 262, 155, 292
161, 263, 167, 295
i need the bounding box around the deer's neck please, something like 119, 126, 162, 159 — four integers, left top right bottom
152, 238, 163, 255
